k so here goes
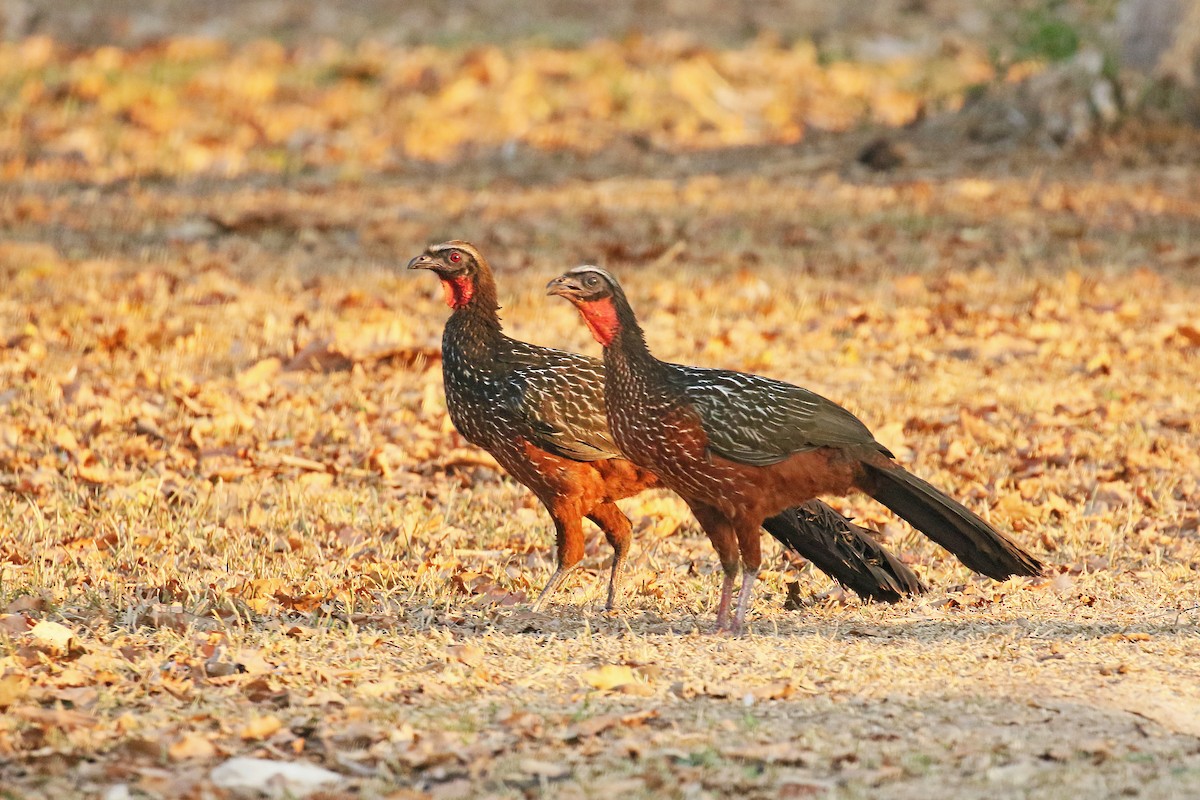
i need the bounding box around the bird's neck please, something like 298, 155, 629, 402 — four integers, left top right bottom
443, 273, 503, 357
440, 275, 476, 309
596, 296, 659, 376
574, 298, 621, 348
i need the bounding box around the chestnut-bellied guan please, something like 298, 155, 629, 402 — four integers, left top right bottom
548, 265, 1042, 633
408, 241, 925, 611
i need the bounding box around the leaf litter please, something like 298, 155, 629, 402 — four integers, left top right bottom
1, 25, 1200, 800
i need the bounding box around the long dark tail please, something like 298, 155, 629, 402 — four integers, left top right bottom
857, 461, 1042, 580
762, 500, 926, 602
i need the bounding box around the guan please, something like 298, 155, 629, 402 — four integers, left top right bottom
548, 265, 1042, 633
408, 241, 925, 611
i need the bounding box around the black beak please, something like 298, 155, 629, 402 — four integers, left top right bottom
546, 274, 583, 298
408, 253, 436, 270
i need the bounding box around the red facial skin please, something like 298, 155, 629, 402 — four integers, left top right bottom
441, 276, 475, 308
576, 297, 619, 346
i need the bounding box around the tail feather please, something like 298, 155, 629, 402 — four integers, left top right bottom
858, 461, 1042, 580
763, 500, 927, 602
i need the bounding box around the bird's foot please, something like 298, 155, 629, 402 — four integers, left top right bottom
712, 620, 746, 637
529, 587, 555, 613
531, 565, 577, 613
713, 610, 742, 636
603, 588, 620, 615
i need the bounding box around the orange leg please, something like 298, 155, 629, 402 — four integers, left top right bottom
530, 502, 585, 612
687, 501, 741, 632
587, 502, 633, 611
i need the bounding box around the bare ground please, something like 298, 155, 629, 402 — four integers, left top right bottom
2, 138, 1200, 797
1, 8, 1200, 798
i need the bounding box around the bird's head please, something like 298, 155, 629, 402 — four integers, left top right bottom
407, 240, 487, 309
547, 265, 624, 346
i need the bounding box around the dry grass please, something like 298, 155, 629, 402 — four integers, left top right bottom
2, 32, 1200, 800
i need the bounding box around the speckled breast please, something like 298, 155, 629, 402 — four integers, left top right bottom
606, 374, 747, 512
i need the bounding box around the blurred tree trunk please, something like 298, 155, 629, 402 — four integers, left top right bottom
1117, 0, 1200, 125
1119, 0, 1200, 85
950, 0, 1200, 148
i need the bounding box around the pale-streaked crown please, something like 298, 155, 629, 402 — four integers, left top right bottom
429, 240, 484, 263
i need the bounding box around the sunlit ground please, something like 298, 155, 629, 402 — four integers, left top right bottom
1, 32, 1200, 799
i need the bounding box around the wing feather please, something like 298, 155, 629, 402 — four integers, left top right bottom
669, 364, 887, 466
496, 342, 619, 461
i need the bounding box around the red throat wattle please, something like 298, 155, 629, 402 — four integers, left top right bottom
576, 298, 620, 346
440, 276, 474, 308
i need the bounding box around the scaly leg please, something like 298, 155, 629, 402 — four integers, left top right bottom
730, 520, 764, 635
587, 502, 633, 612
531, 565, 578, 612
730, 566, 760, 636
715, 564, 739, 632
529, 503, 585, 613
687, 501, 741, 633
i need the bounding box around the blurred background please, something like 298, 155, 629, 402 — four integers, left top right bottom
2, 0, 1198, 185
2, 0, 1198, 282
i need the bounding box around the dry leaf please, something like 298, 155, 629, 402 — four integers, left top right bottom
234, 650, 276, 675
169, 732, 218, 762
581, 664, 637, 691
239, 715, 284, 741
446, 644, 484, 668
210, 757, 344, 797
0, 614, 31, 637
284, 340, 353, 373
4, 596, 45, 615
14, 706, 98, 731
721, 741, 814, 765
1176, 323, 1200, 345
29, 620, 79, 655
0, 673, 31, 709
560, 709, 658, 742
236, 357, 282, 402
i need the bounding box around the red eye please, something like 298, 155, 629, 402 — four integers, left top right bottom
449, 252, 462, 263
